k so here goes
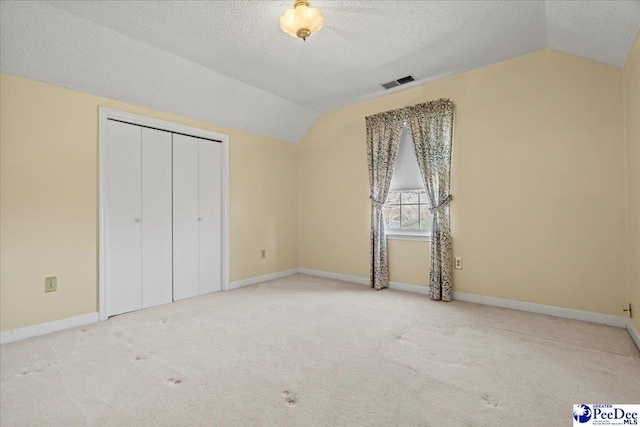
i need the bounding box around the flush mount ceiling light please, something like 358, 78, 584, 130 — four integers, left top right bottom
280, 0, 324, 41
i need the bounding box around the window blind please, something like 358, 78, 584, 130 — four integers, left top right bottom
389, 125, 424, 191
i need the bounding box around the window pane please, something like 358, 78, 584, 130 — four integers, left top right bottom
401, 205, 420, 229
420, 206, 432, 230
386, 191, 400, 204
384, 205, 401, 229
401, 191, 420, 204
419, 191, 430, 205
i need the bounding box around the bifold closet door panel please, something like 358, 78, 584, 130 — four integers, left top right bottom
106, 120, 142, 317
172, 134, 200, 301
199, 141, 222, 294
141, 128, 173, 309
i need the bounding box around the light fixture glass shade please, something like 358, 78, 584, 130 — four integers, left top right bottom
280, 0, 324, 40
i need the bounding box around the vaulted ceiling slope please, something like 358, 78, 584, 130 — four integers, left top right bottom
0, 1, 319, 143
1, 1, 639, 143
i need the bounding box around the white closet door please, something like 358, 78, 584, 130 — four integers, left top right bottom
172, 134, 200, 301
141, 128, 173, 308
106, 120, 142, 317
198, 141, 222, 294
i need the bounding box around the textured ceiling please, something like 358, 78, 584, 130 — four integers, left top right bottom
1, 1, 639, 143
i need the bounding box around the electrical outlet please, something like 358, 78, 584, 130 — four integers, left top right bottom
45, 276, 57, 293
454, 257, 462, 270
261, 249, 266, 259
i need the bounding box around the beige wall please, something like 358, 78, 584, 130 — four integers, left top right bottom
2, 46, 635, 332
0, 73, 298, 331
299, 49, 628, 316
624, 32, 640, 332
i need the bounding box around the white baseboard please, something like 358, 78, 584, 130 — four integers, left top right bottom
299, 267, 628, 328
298, 268, 369, 286
229, 268, 300, 291
1, 312, 99, 345
628, 320, 640, 352
452, 291, 627, 328
388, 280, 431, 295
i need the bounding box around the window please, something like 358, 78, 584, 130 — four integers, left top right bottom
385, 125, 432, 239
384, 190, 432, 232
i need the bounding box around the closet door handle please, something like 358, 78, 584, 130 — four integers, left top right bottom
134, 218, 142, 223
197, 217, 203, 222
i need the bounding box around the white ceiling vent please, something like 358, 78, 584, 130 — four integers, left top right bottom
381, 75, 415, 90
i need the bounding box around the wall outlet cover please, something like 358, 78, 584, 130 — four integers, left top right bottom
45, 276, 57, 292
454, 257, 463, 270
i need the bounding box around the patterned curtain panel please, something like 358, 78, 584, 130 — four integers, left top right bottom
406, 99, 455, 301
365, 110, 404, 290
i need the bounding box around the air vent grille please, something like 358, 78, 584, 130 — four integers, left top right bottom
380, 75, 415, 90
396, 75, 415, 84
381, 81, 400, 90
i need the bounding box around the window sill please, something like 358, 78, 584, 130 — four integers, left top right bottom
386, 232, 431, 242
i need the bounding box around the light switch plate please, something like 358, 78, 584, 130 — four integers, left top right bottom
45, 276, 57, 292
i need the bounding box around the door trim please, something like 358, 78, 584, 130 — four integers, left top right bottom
99, 107, 230, 321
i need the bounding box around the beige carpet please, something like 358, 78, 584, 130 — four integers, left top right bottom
1, 274, 639, 426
